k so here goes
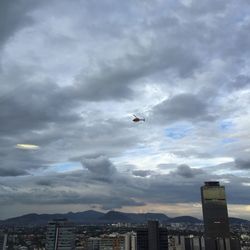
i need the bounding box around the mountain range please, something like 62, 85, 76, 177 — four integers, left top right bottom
0, 210, 249, 226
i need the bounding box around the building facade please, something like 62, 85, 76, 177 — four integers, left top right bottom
201, 181, 241, 250
0, 233, 8, 250
201, 182, 230, 239
46, 219, 75, 250
169, 235, 205, 250
87, 237, 100, 250
137, 221, 168, 250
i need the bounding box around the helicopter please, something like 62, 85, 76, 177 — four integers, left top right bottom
132, 115, 145, 122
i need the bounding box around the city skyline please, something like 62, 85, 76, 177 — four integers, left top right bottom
1, 0, 250, 220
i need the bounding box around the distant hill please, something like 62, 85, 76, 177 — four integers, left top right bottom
99, 211, 169, 223
0, 211, 170, 226
1, 210, 105, 226
66, 210, 105, 222
126, 212, 169, 223
167, 216, 202, 224
100, 211, 131, 222
0, 210, 249, 226
229, 217, 250, 225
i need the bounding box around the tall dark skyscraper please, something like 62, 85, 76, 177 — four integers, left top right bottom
201, 181, 230, 239
201, 181, 234, 250
137, 220, 168, 250
148, 220, 159, 250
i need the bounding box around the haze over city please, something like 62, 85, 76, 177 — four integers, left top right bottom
1, 0, 250, 220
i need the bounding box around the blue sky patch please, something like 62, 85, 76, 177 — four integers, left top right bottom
221, 138, 238, 144
220, 120, 234, 131
29, 161, 82, 176
52, 162, 82, 172
165, 124, 193, 139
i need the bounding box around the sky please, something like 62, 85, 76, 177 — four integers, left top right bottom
1, 0, 250, 220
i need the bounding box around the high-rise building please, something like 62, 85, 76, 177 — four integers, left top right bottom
137, 220, 168, 250
46, 219, 76, 250
148, 220, 159, 250
131, 233, 136, 250
0, 233, 8, 250
87, 237, 100, 250
90, 233, 136, 250
169, 235, 205, 250
124, 232, 136, 250
201, 181, 241, 250
184, 236, 205, 250
101, 235, 125, 250
125, 233, 131, 250
201, 182, 230, 239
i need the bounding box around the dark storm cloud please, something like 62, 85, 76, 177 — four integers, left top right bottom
183, 0, 229, 15
0, 189, 142, 208
0, 159, 47, 177
60, 118, 141, 159
132, 170, 153, 177
234, 158, 250, 170
170, 164, 205, 178
101, 197, 145, 210
0, 0, 37, 48
228, 75, 250, 90
72, 46, 201, 101
0, 144, 53, 177
0, 102, 140, 177
1, 157, 250, 212
0, 78, 80, 136
157, 163, 177, 170
59, 0, 211, 102
36, 180, 54, 186
81, 156, 116, 177
152, 93, 215, 123
0, 168, 28, 177
0, 59, 140, 160
0, 167, 145, 209
132, 172, 250, 205
170, 150, 212, 159
72, 61, 135, 101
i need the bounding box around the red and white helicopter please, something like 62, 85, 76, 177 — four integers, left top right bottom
132, 115, 145, 122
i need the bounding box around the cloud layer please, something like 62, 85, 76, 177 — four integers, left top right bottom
1, 0, 250, 219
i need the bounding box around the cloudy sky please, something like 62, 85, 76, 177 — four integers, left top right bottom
1, 0, 250, 220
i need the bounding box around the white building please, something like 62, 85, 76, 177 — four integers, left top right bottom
87, 237, 101, 250
169, 235, 205, 250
